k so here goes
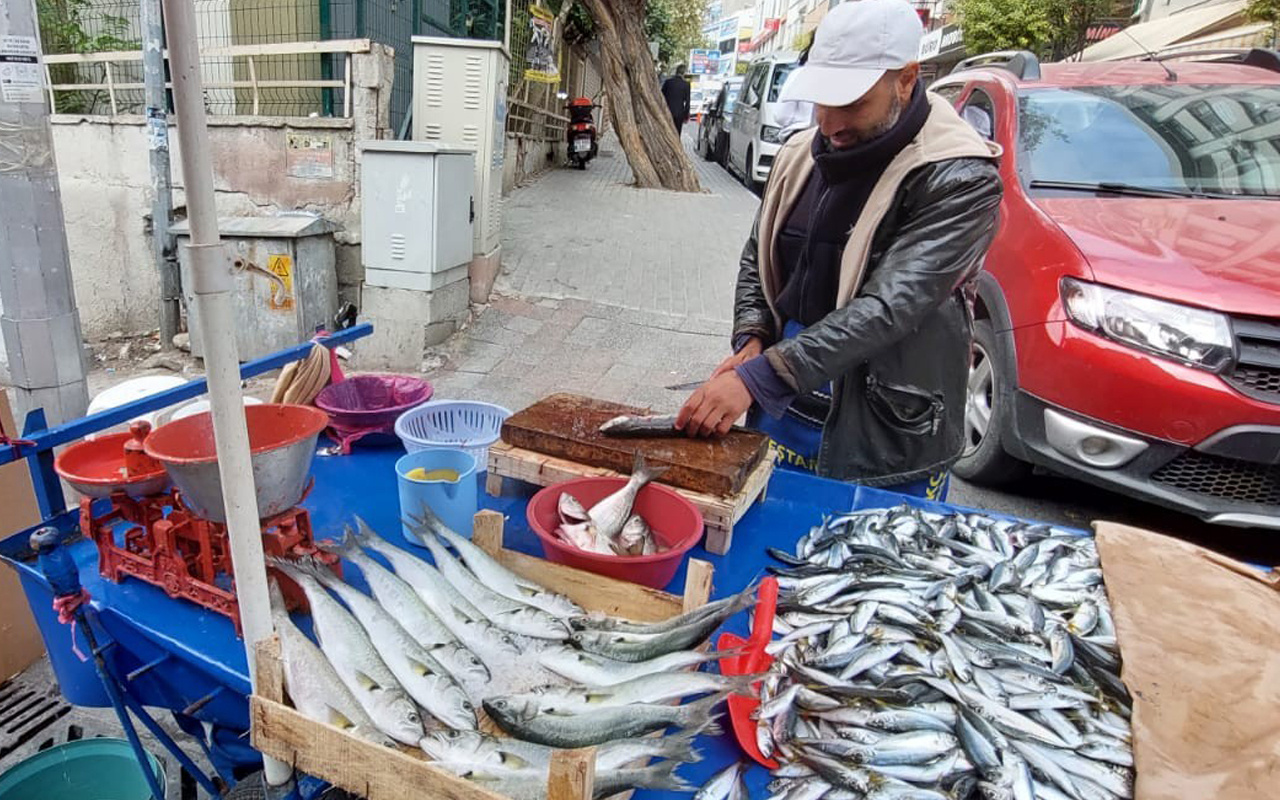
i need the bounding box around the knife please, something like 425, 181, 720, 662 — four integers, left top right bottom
664, 380, 705, 391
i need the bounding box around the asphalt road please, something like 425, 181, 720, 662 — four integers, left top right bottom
950, 473, 1278, 567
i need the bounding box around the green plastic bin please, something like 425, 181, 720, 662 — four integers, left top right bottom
0, 738, 165, 800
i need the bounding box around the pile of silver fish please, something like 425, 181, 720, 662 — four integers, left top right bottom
553, 452, 671, 557
268, 499, 753, 799
757, 505, 1134, 800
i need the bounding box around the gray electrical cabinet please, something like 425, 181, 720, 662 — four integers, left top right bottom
172, 215, 338, 361
360, 141, 476, 291
411, 37, 509, 259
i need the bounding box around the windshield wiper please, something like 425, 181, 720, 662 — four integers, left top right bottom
1028, 180, 1202, 198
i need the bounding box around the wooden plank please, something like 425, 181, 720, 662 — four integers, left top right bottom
49, 80, 346, 92
472, 509, 505, 554
199, 39, 373, 57
500, 394, 769, 497
472, 509, 685, 621
548, 748, 596, 800
251, 696, 508, 800
43, 39, 373, 65
704, 524, 732, 557
682, 560, 714, 615
254, 636, 284, 704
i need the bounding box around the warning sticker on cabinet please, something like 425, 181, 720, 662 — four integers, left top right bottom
0, 36, 43, 105
267, 254, 295, 311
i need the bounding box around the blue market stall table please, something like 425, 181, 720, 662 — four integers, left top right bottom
3, 410, 1027, 798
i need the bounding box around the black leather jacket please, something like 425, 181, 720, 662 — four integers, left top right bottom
734, 157, 1002, 485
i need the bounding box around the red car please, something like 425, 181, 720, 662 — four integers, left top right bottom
930, 49, 1280, 529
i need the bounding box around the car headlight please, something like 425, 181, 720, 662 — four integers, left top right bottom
760, 125, 783, 144
1060, 278, 1233, 371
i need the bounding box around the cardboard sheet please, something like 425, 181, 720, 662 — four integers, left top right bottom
1095, 521, 1280, 800
0, 389, 46, 680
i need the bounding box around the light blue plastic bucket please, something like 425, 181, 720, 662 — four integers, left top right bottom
0, 738, 164, 800
396, 448, 478, 538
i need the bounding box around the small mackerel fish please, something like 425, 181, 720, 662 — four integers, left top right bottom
274, 507, 755, 798
757, 504, 1133, 800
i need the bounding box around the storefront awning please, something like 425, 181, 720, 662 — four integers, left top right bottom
1078, 0, 1248, 61
1158, 20, 1273, 55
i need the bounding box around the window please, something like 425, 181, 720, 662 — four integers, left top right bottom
745, 65, 768, 107
931, 83, 965, 106
961, 89, 996, 140
767, 62, 797, 103
1018, 84, 1280, 197
725, 83, 742, 115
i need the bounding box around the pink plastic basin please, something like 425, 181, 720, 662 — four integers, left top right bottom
314, 374, 433, 428
526, 477, 704, 590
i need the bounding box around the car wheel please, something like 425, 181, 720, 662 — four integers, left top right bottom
701, 134, 714, 161
953, 319, 1031, 485
743, 147, 764, 193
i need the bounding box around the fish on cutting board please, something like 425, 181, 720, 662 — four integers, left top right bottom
599, 414, 748, 438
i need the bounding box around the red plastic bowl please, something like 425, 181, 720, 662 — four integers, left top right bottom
526, 477, 704, 589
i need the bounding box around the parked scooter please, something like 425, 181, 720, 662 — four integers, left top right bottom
565, 97, 599, 169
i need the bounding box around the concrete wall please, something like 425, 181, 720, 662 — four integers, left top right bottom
502, 134, 564, 193
45, 44, 393, 341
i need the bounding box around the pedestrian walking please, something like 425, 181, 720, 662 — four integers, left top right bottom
661, 65, 691, 134
676, 0, 1003, 501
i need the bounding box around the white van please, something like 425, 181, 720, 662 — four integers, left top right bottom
726, 51, 800, 191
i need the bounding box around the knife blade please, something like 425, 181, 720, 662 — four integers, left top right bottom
664, 380, 705, 391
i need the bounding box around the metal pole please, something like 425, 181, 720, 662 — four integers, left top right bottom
141, 0, 180, 348
0, 0, 90, 427
157, 0, 291, 786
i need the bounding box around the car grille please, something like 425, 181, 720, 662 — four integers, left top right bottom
1151, 451, 1280, 506
1228, 317, 1280, 404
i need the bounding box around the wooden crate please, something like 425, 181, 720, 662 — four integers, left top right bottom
250, 510, 715, 800
486, 441, 773, 556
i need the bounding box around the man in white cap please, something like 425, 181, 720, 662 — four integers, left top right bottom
677, 0, 1002, 500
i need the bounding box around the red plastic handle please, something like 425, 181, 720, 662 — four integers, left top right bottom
744, 576, 778, 672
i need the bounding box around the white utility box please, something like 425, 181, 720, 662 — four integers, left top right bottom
411, 36, 509, 299
360, 141, 476, 291
172, 215, 337, 362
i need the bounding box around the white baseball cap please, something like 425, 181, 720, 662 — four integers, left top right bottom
780, 0, 924, 107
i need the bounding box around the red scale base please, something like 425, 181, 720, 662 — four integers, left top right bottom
81, 489, 339, 636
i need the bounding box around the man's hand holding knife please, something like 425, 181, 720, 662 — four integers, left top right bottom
675, 337, 762, 438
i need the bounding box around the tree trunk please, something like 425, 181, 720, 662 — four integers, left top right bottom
577, 0, 701, 192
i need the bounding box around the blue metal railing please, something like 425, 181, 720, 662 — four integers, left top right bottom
2, 323, 373, 521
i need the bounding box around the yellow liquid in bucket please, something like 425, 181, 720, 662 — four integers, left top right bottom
407, 467, 460, 482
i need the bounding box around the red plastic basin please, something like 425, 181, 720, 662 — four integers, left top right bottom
526, 477, 704, 589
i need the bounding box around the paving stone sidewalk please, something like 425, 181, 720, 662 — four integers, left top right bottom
423, 132, 760, 414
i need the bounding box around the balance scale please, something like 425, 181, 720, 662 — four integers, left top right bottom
54, 410, 338, 635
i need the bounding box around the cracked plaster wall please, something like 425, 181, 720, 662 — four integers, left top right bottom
46, 44, 393, 339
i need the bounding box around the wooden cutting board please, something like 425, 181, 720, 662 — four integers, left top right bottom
500, 393, 770, 497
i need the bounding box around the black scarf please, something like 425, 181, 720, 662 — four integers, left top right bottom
774, 81, 931, 327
